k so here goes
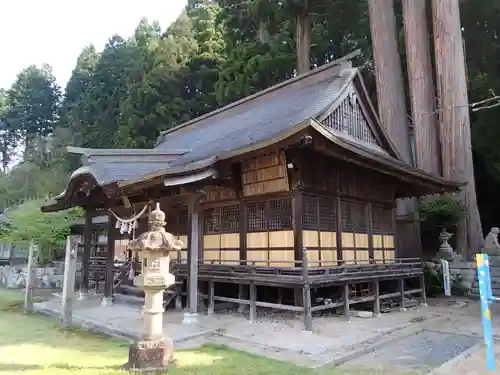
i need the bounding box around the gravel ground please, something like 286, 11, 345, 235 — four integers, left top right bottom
431, 344, 500, 375
339, 330, 479, 372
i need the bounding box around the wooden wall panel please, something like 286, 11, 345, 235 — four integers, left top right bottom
247, 232, 268, 248
269, 230, 294, 248
221, 233, 239, 249
320, 232, 337, 248
303, 230, 319, 247
241, 151, 289, 196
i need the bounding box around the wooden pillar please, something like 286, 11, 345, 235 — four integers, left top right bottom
240, 201, 248, 265
293, 191, 303, 307
183, 194, 203, 324
79, 209, 92, 299
336, 197, 343, 261
102, 212, 115, 306
367, 203, 374, 261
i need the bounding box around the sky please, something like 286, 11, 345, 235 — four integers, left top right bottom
0, 0, 187, 90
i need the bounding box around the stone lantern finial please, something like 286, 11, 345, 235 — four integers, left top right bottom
148, 202, 165, 230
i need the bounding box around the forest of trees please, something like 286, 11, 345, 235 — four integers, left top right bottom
0, 0, 500, 249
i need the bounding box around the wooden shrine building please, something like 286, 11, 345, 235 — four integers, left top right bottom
42, 53, 461, 327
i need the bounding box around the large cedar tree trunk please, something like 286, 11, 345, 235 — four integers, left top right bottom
403, 0, 441, 176
296, 13, 311, 74
368, 0, 412, 163
369, 0, 420, 257
432, 0, 483, 255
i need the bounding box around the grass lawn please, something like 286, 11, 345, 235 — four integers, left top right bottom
0, 289, 417, 375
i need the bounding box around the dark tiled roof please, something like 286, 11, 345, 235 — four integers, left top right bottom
156, 67, 353, 167
70, 161, 173, 186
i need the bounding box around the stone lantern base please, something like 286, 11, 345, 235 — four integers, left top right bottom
122, 337, 174, 373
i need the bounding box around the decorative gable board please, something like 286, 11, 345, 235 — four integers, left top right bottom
319, 82, 387, 152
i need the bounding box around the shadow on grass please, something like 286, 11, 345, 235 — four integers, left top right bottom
0, 362, 125, 372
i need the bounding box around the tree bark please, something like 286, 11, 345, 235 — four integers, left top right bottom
432, 0, 483, 255
369, 0, 417, 245
296, 13, 311, 75
403, 0, 441, 176
368, 0, 412, 164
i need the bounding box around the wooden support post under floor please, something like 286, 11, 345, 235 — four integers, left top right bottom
208, 280, 215, 315
238, 284, 247, 313
249, 281, 257, 323
344, 283, 350, 320
399, 278, 406, 311
373, 280, 381, 316
302, 248, 313, 332
420, 274, 428, 306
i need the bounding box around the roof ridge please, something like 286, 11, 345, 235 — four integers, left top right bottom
158, 49, 361, 140
67, 146, 189, 156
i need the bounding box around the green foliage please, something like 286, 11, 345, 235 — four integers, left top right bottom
419, 196, 466, 231
0, 0, 499, 245
0, 200, 82, 264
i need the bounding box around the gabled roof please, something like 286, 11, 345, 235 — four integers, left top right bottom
42, 50, 461, 212
155, 57, 373, 168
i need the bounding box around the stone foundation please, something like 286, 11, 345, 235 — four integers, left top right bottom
123, 337, 174, 373
0, 261, 82, 289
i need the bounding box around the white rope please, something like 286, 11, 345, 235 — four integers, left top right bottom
109, 204, 148, 223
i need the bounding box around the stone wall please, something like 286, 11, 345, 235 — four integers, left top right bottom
0, 261, 82, 289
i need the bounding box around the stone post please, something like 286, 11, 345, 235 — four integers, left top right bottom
61, 235, 78, 328
122, 202, 183, 373
24, 240, 37, 313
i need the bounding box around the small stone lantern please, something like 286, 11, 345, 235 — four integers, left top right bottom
123, 202, 183, 373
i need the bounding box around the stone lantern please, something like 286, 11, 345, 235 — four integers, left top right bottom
123, 202, 183, 372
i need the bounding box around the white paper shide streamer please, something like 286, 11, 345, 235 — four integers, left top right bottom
109, 205, 148, 235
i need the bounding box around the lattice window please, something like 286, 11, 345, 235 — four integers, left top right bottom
247, 202, 267, 232
204, 207, 221, 234
318, 197, 337, 231
221, 204, 241, 233
302, 195, 318, 230
321, 95, 380, 146
371, 205, 384, 234
268, 198, 292, 230
352, 202, 368, 233
340, 201, 354, 232
178, 207, 189, 234
381, 208, 395, 234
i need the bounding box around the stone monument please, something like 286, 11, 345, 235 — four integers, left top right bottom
436, 229, 456, 261
122, 202, 183, 373
484, 227, 500, 255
